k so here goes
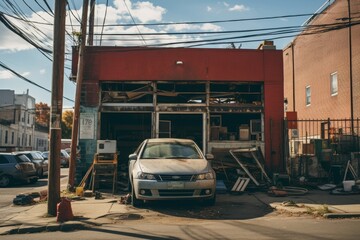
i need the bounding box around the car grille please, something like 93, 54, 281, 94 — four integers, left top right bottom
156, 174, 195, 182
158, 189, 195, 197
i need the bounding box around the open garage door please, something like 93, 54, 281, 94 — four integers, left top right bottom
159, 113, 204, 151
100, 113, 151, 166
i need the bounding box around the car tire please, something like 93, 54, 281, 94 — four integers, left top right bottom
131, 181, 143, 208
203, 193, 216, 206
29, 178, 38, 184
38, 168, 44, 178
0, 175, 11, 187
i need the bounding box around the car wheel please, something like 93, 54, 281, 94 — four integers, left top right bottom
38, 168, 44, 178
29, 178, 38, 184
0, 175, 11, 187
131, 181, 143, 208
203, 193, 216, 206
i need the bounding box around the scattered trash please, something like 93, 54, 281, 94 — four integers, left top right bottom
95, 191, 102, 199
231, 177, 250, 192
119, 193, 131, 204
318, 184, 337, 191
268, 186, 287, 197
13, 194, 35, 206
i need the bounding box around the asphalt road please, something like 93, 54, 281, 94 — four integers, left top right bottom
0, 168, 68, 218
2, 217, 360, 240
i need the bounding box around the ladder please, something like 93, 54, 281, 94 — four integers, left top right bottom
91, 153, 118, 194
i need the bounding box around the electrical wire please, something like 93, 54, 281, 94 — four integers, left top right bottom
0, 61, 74, 103
99, 0, 109, 46
123, 0, 147, 46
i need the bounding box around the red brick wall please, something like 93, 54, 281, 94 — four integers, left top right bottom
283, 0, 360, 119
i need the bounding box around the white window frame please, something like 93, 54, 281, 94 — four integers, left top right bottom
306, 85, 311, 106
330, 72, 338, 96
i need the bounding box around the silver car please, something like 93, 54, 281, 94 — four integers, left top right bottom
128, 138, 216, 207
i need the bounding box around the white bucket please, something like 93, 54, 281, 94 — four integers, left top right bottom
343, 180, 355, 192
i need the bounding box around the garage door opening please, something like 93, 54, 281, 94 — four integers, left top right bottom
100, 113, 151, 166
159, 113, 204, 150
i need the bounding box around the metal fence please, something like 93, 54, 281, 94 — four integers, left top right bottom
286, 118, 360, 156
284, 118, 360, 181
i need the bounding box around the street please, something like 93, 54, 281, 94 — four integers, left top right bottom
2, 217, 360, 240
1, 168, 360, 239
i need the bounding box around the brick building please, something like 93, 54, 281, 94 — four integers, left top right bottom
283, 0, 360, 120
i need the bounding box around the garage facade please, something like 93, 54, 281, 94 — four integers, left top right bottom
72, 45, 284, 183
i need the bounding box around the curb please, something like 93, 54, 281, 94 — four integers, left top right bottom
0, 222, 90, 235
323, 213, 360, 219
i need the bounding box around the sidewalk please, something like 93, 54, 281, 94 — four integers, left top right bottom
1, 189, 360, 235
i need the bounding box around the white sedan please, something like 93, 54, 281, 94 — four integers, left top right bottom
128, 138, 216, 207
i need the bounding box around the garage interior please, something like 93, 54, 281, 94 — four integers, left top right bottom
98, 81, 265, 190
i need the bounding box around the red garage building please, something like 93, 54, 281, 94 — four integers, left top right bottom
72, 42, 284, 181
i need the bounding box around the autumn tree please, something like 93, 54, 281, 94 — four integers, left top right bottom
61, 110, 73, 139
35, 102, 50, 127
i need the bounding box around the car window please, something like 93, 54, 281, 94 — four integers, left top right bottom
15, 154, 31, 163
61, 150, 70, 157
141, 142, 201, 159
31, 152, 44, 160
0, 155, 9, 164
42, 152, 49, 158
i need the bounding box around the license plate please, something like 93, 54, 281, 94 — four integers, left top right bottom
167, 182, 184, 189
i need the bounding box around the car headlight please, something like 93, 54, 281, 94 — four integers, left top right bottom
137, 172, 156, 180
196, 172, 214, 180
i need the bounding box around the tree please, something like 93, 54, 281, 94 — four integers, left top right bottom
61, 110, 73, 139
35, 102, 50, 127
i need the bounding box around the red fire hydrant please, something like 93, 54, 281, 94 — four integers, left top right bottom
57, 197, 74, 222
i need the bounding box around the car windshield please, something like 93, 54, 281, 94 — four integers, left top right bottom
28, 152, 44, 160
15, 154, 31, 163
141, 142, 201, 159
61, 150, 70, 157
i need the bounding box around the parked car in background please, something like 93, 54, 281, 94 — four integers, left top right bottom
42, 149, 70, 167
14, 151, 48, 178
0, 153, 38, 187
128, 138, 216, 207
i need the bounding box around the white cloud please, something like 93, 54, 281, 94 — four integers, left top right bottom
40, 69, 46, 75
207, 6, 212, 12
223, 2, 230, 7
0, 25, 34, 52
0, 70, 13, 79
229, 4, 250, 12
131, 2, 166, 23
164, 23, 222, 32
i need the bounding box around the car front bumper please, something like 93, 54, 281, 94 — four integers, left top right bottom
133, 179, 216, 201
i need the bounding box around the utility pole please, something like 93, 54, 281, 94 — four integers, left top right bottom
347, 0, 354, 134
48, 0, 66, 216
88, 0, 95, 46
68, 0, 89, 191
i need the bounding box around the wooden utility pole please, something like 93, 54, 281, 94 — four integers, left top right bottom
48, 0, 66, 216
88, 0, 95, 46
68, 0, 89, 191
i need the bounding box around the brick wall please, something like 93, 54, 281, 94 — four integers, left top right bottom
283, 0, 360, 119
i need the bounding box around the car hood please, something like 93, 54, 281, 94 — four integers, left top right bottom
138, 159, 210, 175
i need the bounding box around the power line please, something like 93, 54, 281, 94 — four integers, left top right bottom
0, 61, 74, 103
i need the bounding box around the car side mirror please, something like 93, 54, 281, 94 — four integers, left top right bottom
205, 153, 214, 160
129, 153, 138, 161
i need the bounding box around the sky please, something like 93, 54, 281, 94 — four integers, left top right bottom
0, 0, 330, 109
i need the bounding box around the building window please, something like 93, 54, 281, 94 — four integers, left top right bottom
330, 72, 338, 96
29, 135, 31, 146
11, 132, 14, 144
306, 86, 311, 106
5, 130, 8, 144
